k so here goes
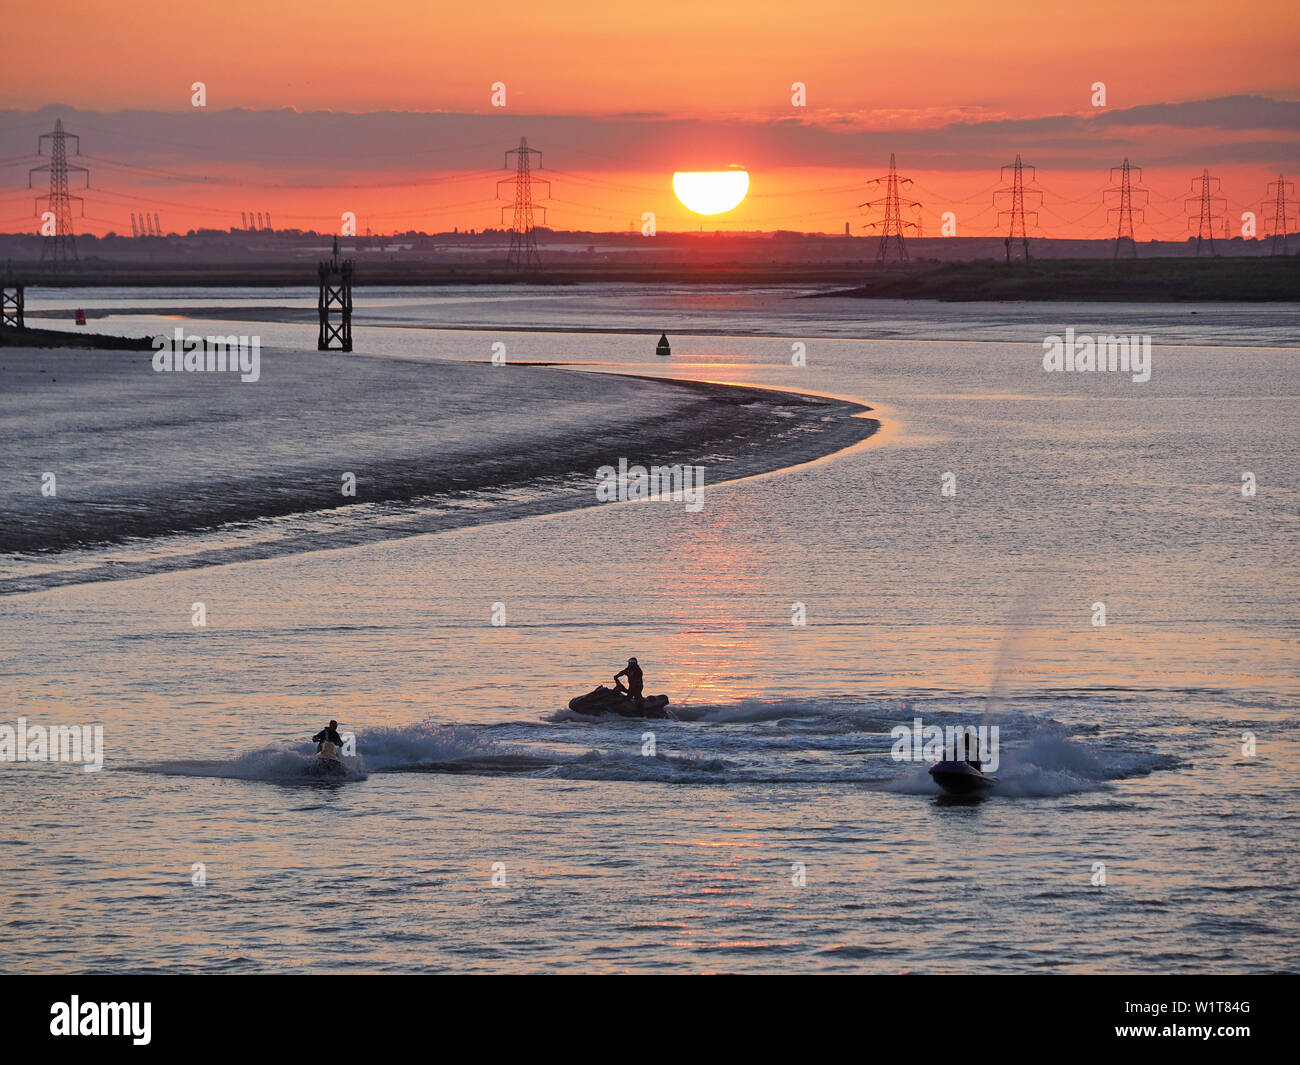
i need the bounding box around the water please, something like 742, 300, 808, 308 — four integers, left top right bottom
1, 286, 1297, 972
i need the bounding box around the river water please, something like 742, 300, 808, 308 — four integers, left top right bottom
2, 286, 1296, 972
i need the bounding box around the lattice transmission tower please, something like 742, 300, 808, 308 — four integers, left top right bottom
1185, 170, 1225, 256
859, 153, 921, 264
498, 137, 549, 270
29, 119, 89, 268
994, 154, 1041, 264
1263, 175, 1296, 256
1105, 158, 1148, 259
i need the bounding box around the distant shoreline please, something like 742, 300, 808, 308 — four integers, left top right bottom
4, 256, 1297, 300
813, 257, 1300, 302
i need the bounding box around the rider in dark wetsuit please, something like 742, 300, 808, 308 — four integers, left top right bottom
614, 658, 644, 711
313, 720, 344, 753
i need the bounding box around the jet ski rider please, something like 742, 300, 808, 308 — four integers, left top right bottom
614, 658, 644, 711
313, 719, 344, 755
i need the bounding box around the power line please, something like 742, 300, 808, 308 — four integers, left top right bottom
83, 153, 503, 191
70, 117, 504, 163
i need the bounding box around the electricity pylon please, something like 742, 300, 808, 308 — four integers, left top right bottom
1105, 158, 1148, 259
1263, 175, 1296, 256
995, 154, 1041, 264
498, 137, 550, 270
1185, 170, 1225, 256
29, 119, 89, 268
859, 153, 921, 264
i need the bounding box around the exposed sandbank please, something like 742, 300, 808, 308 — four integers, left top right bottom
0, 346, 877, 593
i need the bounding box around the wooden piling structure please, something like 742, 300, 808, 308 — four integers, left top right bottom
0, 282, 24, 329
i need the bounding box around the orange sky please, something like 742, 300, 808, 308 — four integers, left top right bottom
2, 1, 1297, 237
7, 1, 1299, 115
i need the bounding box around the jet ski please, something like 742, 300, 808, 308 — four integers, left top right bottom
306, 740, 349, 778
929, 759, 996, 796
568, 685, 672, 719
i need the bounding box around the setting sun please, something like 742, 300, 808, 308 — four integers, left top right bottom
672, 171, 750, 215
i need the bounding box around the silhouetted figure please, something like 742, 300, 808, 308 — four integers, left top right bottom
313, 719, 343, 754
614, 658, 644, 710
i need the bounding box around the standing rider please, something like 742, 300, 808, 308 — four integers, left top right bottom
614, 658, 644, 712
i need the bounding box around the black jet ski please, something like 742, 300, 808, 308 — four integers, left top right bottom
568, 685, 672, 719
306, 740, 349, 778
929, 759, 996, 795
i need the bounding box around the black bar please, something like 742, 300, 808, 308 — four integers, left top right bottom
1, 974, 1288, 1052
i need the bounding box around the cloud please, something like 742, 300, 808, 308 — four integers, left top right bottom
1093, 95, 1300, 131
3, 95, 1295, 180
